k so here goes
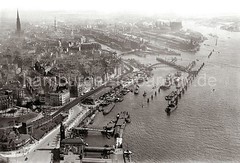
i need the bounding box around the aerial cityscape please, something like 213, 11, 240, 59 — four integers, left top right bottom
1, 0, 240, 162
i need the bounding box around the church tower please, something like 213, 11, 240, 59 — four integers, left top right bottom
16, 9, 21, 36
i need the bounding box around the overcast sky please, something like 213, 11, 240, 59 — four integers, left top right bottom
1, 0, 240, 17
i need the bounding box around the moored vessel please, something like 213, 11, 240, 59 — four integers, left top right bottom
103, 103, 116, 115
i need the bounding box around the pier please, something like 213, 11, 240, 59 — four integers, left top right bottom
163, 62, 205, 115
71, 127, 114, 137
156, 57, 188, 72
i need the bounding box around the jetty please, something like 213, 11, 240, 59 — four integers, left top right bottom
156, 57, 188, 72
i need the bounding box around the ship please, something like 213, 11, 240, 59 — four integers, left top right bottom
103, 103, 116, 115
121, 88, 130, 95
160, 74, 172, 90
165, 103, 178, 115
89, 110, 99, 125
138, 78, 144, 83
165, 97, 178, 115
174, 77, 181, 85
126, 114, 131, 123
100, 100, 110, 107
124, 150, 133, 163
160, 80, 171, 90
115, 97, 124, 102
103, 121, 115, 130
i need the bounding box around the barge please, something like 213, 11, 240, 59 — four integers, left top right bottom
103, 103, 116, 115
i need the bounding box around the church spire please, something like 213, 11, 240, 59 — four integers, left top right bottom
16, 9, 21, 36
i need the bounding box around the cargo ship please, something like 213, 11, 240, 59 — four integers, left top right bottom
103, 103, 116, 115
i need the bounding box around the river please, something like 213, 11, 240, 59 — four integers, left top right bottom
86, 20, 240, 162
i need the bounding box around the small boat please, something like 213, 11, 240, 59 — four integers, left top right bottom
125, 113, 131, 123
143, 91, 147, 97
115, 97, 124, 102
134, 89, 139, 95
165, 103, 177, 115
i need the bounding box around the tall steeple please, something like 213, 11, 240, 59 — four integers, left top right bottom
16, 9, 21, 36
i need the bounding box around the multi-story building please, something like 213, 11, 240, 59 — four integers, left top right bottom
12, 88, 24, 100
0, 129, 31, 151
69, 82, 83, 98
48, 90, 70, 106
0, 90, 13, 112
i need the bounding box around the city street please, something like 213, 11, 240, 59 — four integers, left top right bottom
9, 104, 86, 163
